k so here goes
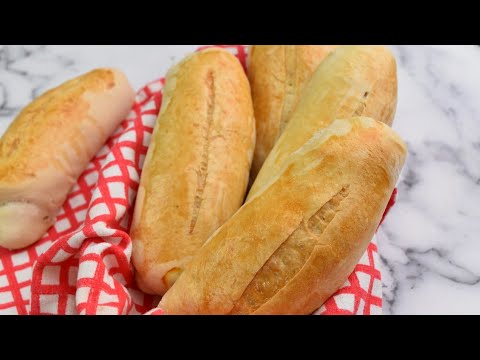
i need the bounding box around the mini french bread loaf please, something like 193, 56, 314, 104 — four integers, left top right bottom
159, 117, 407, 315
248, 45, 398, 199
248, 45, 338, 179
130, 48, 256, 296
0, 69, 135, 250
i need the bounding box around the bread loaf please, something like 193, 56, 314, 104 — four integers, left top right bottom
159, 117, 407, 315
130, 48, 256, 296
248, 45, 398, 199
248, 45, 338, 179
0, 69, 135, 250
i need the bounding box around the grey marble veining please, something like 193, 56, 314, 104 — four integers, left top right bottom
1, 45, 479, 314
382, 45, 480, 314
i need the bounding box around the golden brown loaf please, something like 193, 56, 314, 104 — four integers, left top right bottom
248, 45, 338, 180
130, 48, 256, 296
0, 69, 135, 250
248, 45, 398, 199
159, 117, 407, 315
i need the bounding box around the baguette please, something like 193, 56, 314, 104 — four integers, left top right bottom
0, 69, 135, 250
130, 48, 256, 295
248, 45, 397, 199
159, 117, 407, 315
248, 45, 338, 179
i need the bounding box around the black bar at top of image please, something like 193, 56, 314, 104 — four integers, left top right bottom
0, 5, 478, 45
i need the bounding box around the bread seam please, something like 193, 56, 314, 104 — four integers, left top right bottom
354, 91, 370, 117
279, 46, 297, 134
189, 71, 216, 235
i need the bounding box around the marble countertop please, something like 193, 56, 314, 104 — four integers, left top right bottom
1, 45, 479, 315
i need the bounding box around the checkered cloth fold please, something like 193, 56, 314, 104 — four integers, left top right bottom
0, 45, 389, 315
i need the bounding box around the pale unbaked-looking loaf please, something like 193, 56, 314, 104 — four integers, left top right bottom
0, 69, 135, 250
130, 48, 256, 296
248, 45, 398, 199
248, 45, 338, 180
159, 117, 407, 315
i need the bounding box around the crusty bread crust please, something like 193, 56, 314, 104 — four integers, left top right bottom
0, 69, 135, 250
130, 48, 256, 295
159, 117, 407, 315
248, 45, 398, 199
248, 46, 338, 180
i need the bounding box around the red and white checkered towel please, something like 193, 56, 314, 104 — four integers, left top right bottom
0, 45, 392, 315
